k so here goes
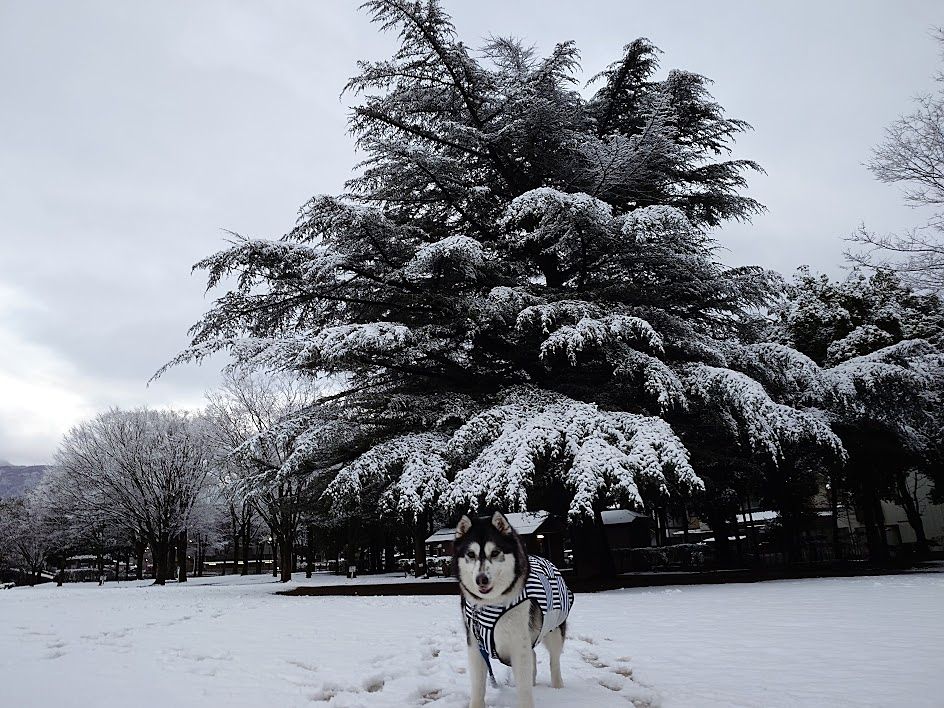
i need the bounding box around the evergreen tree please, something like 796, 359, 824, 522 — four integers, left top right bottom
772, 267, 944, 366
165, 1, 846, 574
769, 268, 944, 556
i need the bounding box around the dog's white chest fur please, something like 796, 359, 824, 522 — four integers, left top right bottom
490, 600, 540, 663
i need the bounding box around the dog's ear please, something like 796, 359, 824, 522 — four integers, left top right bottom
491, 511, 513, 535
455, 515, 472, 539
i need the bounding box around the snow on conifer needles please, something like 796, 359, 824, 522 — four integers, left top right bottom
444, 387, 700, 519
682, 365, 845, 466
157, 0, 943, 529
326, 432, 450, 519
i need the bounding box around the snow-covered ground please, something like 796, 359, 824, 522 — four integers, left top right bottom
1, 573, 942, 707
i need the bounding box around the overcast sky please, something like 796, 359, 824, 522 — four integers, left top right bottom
1, 0, 942, 465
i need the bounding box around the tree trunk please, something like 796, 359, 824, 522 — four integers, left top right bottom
745, 505, 761, 564
895, 471, 929, 555
153, 534, 169, 585
241, 527, 251, 576
707, 511, 733, 567
572, 511, 615, 579
781, 509, 796, 564
731, 510, 745, 565
280, 540, 293, 583
166, 538, 176, 581
272, 515, 295, 582
412, 516, 428, 578
306, 524, 315, 579
371, 538, 381, 574
228, 506, 239, 577
830, 483, 842, 560
177, 530, 188, 583
135, 540, 145, 580
385, 543, 396, 574
859, 489, 889, 564
656, 507, 669, 546
738, 500, 750, 559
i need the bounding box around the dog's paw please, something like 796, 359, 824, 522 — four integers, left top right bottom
468, 700, 486, 708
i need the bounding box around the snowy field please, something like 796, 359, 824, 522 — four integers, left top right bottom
1, 573, 942, 708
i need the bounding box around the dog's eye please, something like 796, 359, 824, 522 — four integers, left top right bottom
490, 549, 501, 559
465, 551, 476, 560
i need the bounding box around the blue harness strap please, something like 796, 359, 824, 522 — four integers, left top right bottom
478, 643, 499, 687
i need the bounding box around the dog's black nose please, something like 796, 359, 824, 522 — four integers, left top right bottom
475, 573, 489, 587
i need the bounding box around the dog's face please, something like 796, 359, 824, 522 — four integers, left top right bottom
454, 511, 523, 603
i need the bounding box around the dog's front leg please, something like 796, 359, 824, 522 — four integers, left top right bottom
466, 642, 487, 708
509, 641, 535, 708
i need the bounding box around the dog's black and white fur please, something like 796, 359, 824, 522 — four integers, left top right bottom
454, 512, 568, 708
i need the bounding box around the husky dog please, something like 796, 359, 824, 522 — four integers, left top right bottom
454, 512, 573, 708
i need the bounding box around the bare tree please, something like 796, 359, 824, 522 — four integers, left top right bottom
219, 480, 254, 576
0, 502, 10, 575
205, 371, 320, 582
40, 465, 134, 583
185, 488, 223, 578
849, 30, 944, 292
0, 490, 59, 586
54, 408, 213, 585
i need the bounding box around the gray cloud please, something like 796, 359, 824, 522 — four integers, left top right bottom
1, 0, 941, 463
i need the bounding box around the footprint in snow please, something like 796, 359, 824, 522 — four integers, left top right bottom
286, 659, 319, 673
25, 630, 55, 638
370, 651, 396, 667
595, 668, 660, 707
599, 674, 624, 691
362, 674, 385, 693
419, 687, 442, 703
308, 683, 341, 702
308, 674, 386, 703
41, 638, 68, 659
579, 649, 608, 668
571, 636, 661, 707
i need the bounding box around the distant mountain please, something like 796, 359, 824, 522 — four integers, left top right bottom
0, 465, 47, 498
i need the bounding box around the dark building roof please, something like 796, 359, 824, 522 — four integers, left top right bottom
426, 511, 552, 544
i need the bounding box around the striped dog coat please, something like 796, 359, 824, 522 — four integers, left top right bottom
462, 555, 573, 664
